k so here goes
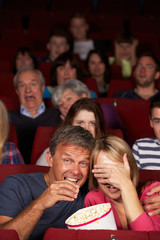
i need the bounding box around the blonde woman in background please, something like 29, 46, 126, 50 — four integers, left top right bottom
0, 100, 24, 164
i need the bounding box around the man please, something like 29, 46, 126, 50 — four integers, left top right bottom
0, 126, 95, 240
132, 96, 160, 169
9, 66, 61, 163
38, 29, 70, 62
114, 53, 160, 100
69, 13, 108, 61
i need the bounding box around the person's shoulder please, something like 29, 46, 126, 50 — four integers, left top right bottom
134, 137, 157, 144
4, 141, 17, 149
37, 56, 50, 62
114, 89, 135, 98
8, 109, 20, 115
42, 107, 61, 125
45, 107, 60, 115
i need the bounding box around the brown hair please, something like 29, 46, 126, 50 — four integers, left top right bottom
50, 51, 82, 86
61, 98, 107, 139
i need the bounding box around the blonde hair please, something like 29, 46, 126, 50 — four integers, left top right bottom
0, 101, 9, 159
89, 135, 139, 191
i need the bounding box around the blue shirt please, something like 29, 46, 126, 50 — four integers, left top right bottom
20, 102, 45, 119
0, 172, 87, 240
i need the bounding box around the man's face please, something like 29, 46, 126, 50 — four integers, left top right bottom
56, 60, 77, 85
57, 88, 83, 119
118, 43, 132, 61
70, 17, 89, 41
16, 70, 45, 116
47, 143, 90, 187
150, 107, 160, 141
47, 36, 69, 61
134, 56, 159, 87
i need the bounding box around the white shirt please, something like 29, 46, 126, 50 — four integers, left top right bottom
73, 39, 94, 60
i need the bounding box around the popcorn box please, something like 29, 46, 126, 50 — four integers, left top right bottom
65, 203, 117, 230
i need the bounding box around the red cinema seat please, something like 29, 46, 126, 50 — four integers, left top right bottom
0, 96, 18, 110
139, 169, 160, 183
0, 73, 20, 109
148, 231, 160, 240
0, 164, 49, 184
0, 60, 11, 73
108, 128, 124, 140
30, 126, 58, 164
0, 229, 19, 240
97, 98, 154, 144
107, 79, 134, 97
82, 77, 99, 96
43, 228, 149, 240
38, 62, 52, 86
110, 65, 123, 80
8, 124, 18, 147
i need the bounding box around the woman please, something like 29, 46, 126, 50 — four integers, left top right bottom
36, 98, 107, 165
0, 100, 24, 164
51, 51, 82, 86
86, 49, 111, 97
44, 51, 97, 98
12, 47, 37, 74
84, 135, 160, 230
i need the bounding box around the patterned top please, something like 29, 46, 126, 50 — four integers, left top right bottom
1, 142, 24, 164
132, 138, 160, 169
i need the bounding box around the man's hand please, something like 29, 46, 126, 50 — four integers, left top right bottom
36, 180, 79, 211
141, 185, 160, 216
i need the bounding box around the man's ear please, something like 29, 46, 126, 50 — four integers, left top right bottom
46, 151, 54, 167
41, 84, 45, 95
150, 116, 153, 128
155, 71, 160, 80
81, 93, 87, 98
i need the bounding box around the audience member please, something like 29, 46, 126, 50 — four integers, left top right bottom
132, 96, 160, 169
0, 100, 24, 164
37, 29, 70, 62
8, 66, 61, 164
52, 80, 125, 135
85, 49, 111, 97
84, 135, 160, 230
109, 23, 138, 79
114, 53, 160, 100
69, 12, 108, 61
45, 51, 96, 98
0, 126, 95, 240
12, 47, 37, 74
51, 51, 82, 86
36, 98, 107, 166
52, 79, 91, 120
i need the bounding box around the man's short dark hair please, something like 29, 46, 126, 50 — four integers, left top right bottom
149, 96, 160, 118
49, 125, 95, 156
70, 12, 88, 24
137, 52, 160, 72
49, 29, 69, 44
